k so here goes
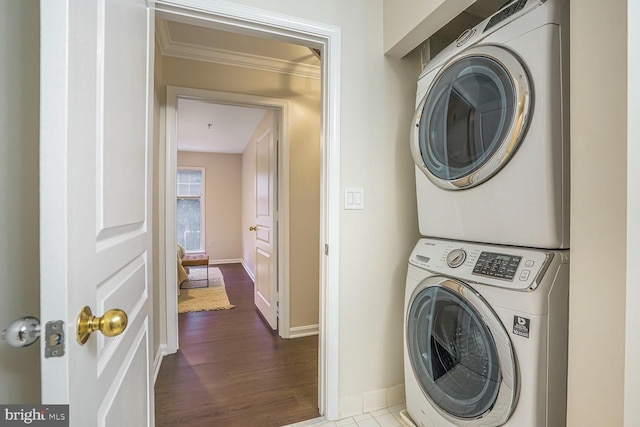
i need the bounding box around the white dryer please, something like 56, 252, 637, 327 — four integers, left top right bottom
411, 0, 569, 249
404, 237, 569, 427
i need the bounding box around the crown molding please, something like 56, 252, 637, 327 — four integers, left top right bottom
156, 19, 320, 79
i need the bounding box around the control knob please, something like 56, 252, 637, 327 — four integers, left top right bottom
446, 249, 466, 268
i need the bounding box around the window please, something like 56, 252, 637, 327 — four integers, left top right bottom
176, 168, 205, 252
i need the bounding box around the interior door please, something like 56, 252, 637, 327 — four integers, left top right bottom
39, 1, 155, 425
253, 111, 278, 330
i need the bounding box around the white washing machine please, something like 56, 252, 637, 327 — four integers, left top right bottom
404, 237, 569, 427
411, 0, 569, 249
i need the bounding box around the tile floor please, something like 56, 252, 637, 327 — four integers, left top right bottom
286, 404, 411, 427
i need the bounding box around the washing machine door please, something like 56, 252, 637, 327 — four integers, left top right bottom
411, 45, 532, 190
406, 276, 518, 425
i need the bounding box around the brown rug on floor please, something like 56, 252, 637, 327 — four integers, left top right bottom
178, 286, 235, 313
178, 267, 234, 313
181, 266, 224, 289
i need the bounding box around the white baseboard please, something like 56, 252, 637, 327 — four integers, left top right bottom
289, 324, 319, 338
153, 344, 168, 384
241, 260, 255, 281
338, 384, 405, 419
209, 258, 243, 265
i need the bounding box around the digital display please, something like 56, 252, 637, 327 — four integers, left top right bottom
484, 0, 528, 32
473, 251, 522, 281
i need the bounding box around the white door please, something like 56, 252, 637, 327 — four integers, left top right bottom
39, 1, 154, 426
253, 112, 278, 330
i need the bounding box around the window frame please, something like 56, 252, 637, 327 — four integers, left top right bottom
176, 166, 206, 253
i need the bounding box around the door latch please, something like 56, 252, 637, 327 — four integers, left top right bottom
45, 320, 65, 358
0, 317, 65, 358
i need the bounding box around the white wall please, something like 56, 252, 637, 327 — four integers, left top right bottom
0, 0, 41, 403
219, 0, 422, 413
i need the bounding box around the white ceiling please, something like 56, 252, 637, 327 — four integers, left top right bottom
177, 99, 268, 154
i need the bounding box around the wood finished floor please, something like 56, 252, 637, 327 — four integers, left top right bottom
155, 263, 320, 427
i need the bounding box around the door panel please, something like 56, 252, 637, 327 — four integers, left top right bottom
253, 113, 278, 330
40, 0, 154, 425
255, 248, 272, 305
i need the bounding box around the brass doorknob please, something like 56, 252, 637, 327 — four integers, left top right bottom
76, 306, 128, 345
249, 226, 257, 231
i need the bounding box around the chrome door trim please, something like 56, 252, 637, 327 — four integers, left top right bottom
406, 275, 519, 425
411, 44, 532, 190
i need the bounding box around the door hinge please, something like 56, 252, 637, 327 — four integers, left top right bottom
325, 244, 329, 255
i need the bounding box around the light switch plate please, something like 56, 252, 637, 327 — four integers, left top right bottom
344, 187, 364, 210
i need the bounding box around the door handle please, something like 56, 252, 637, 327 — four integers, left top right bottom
76, 306, 128, 345
1, 316, 40, 347
249, 226, 257, 231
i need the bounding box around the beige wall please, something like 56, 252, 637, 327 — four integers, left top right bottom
288, 103, 321, 328
0, 0, 41, 403
567, 0, 628, 424
177, 152, 243, 261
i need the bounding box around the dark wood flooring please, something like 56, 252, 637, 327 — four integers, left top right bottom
155, 263, 320, 427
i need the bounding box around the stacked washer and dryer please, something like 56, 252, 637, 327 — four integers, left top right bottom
403, 1, 570, 426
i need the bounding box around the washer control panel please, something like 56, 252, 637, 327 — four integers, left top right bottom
409, 238, 552, 290
473, 252, 521, 280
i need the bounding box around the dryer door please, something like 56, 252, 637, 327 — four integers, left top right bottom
411, 45, 532, 190
406, 276, 517, 425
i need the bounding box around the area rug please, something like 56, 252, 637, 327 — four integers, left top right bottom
178, 267, 235, 313
181, 266, 225, 289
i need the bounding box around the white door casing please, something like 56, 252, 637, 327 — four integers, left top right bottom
40, 0, 155, 425
253, 113, 278, 330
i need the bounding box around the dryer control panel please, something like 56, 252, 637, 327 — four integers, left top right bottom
409, 238, 553, 291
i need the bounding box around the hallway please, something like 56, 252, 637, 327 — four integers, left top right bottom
155, 263, 319, 426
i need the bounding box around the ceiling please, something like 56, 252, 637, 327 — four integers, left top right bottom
157, 19, 320, 154
177, 99, 268, 154
161, 0, 505, 154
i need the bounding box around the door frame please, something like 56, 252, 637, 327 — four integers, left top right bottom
165, 86, 291, 343
154, 0, 341, 419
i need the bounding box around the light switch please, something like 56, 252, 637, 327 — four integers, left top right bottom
344, 187, 364, 210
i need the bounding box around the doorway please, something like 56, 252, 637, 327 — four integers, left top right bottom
174, 99, 281, 330
154, 0, 341, 418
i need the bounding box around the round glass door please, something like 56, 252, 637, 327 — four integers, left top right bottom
406, 277, 517, 424
411, 46, 532, 190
